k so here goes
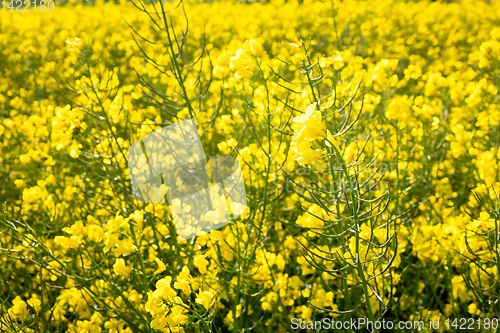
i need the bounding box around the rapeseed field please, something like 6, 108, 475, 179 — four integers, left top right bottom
1, 0, 500, 331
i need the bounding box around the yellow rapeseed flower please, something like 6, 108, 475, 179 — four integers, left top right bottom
113, 258, 132, 277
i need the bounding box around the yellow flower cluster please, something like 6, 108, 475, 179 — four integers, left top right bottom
290, 104, 327, 165
230, 39, 263, 78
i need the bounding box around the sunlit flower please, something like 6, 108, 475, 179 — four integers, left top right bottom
292, 104, 326, 141
113, 258, 132, 276
195, 291, 214, 310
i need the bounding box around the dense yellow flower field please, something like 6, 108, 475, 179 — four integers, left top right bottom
1, 0, 500, 331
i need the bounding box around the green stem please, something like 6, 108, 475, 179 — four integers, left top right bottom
325, 138, 375, 322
